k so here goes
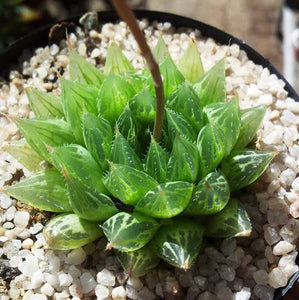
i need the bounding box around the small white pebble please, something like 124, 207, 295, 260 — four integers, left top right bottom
22, 238, 34, 249
268, 267, 288, 288
91, 48, 101, 58
14, 211, 30, 228
58, 273, 73, 287
234, 287, 251, 300
80, 272, 97, 294
50, 44, 59, 56
292, 177, 299, 191
112, 286, 126, 300
78, 42, 87, 56
65, 248, 86, 265
97, 268, 115, 286
37, 67, 48, 79
273, 241, 295, 255
40, 282, 54, 297
252, 269, 268, 285
29, 223, 43, 235
95, 284, 110, 299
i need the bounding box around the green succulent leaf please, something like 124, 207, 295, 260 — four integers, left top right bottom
2, 140, 44, 172
69, 50, 105, 87
205, 198, 251, 238
166, 135, 199, 182
83, 112, 112, 171
103, 164, 158, 206
65, 174, 118, 222
145, 135, 169, 183
102, 212, 160, 251
178, 39, 204, 83
105, 42, 135, 75
150, 218, 205, 269
115, 246, 160, 277
197, 123, 226, 178
129, 88, 156, 124
154, 37, 169, 63
166, 109, 197, 143
135, 181, 194, 218
3, 169, 71, 212
43, 213, 103, 250
61, 77, 99, 144
12, 117, 75, 161
25, 87, 64, 118
50, 144, 107, 194
167, 83, 204, 133
97, 73, 135, 124
221, 149, 276, 191
184, 171, 230, 215
116, 106, 137, 149
234, 105, 266, 149
124, 72, 149, 93
204, 99, 241, 155
193, 58, 226, 107
110, 130, 143, 171
160, 57, 185, 99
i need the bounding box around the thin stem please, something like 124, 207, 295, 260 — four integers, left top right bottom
110, 0, 165, 141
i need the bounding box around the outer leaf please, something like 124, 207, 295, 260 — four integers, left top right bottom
43, 213, 103, 250
3, 169, 72, 212
166, 109, 197, 143
25, 87, 64, 118
193, 58, 226, 107
234, 105, 266, 149
12, 117, 75, 161
69, 50, 105, 87
205, 198, 252, 238
154, 37, 169, 63
204, 99, 241, 155
166, 135, 199, 182
145, 136, 169, 183
135, 181, 194, 218
61, 78, 99, 144
50, 144, 107, 194
101, 212, 160, 251
184, 171, 230, 215
167, 83, 204, 133
110, 130, 143, 171
97, 73, 135, 124
197, 123, 226, 178
149, 218, 205, 269
103, 164, 158, 206
2, 140, 44, 172
115, 247, 159, 277
129, 88, 156, 124
105, 42, 135, 75
221, 149, 276, 191
178, 39, 204, 83
160, 57, 185, 99
83, 112, 112, 171
65, 174, 118, 222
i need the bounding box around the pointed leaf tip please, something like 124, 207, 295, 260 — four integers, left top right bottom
178, 39, 204, 83
105, 42, 135, 75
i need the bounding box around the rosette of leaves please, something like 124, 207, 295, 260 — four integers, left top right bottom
3, 38, 275, 277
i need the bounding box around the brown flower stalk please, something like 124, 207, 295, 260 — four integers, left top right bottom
110, 0, 165, 141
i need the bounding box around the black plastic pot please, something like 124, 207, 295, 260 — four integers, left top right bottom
0, 9, 298, 299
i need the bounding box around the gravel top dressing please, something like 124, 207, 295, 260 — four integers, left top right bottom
0, 18, 299, 300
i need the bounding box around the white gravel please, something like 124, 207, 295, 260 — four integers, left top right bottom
0, 17, 299, 299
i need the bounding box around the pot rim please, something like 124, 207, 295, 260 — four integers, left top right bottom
0, 9, 298, 102
0, 9, 298, 299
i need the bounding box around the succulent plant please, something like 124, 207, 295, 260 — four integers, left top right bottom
3, 28, 276, 277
